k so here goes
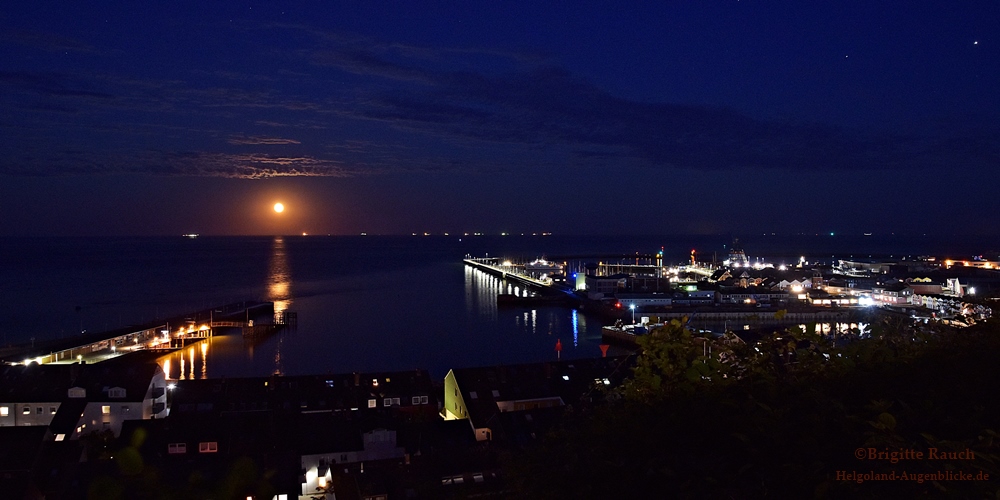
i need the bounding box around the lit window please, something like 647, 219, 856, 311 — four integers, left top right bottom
412, 396, 420, 405
101, 405, 111, 415
50, 407, 57, 414
198, 441, 218, 453
23, 407, 30, 415
0, 406, 7, 416
384, 398, 391, 407
54, 434, 65, 442
368, 399, 376, 408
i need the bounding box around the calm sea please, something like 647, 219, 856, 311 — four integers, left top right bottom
2, 234, 996, 379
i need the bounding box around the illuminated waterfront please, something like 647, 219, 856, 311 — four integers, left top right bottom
2, 234, 995, 378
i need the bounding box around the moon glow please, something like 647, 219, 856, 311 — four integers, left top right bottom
273, 202, 285, 213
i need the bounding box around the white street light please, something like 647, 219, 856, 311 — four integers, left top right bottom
629, 304, 636, 324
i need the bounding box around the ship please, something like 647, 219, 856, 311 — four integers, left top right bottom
523, 258, 563, 276
727, 238, 749, 267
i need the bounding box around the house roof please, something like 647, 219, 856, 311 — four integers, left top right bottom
0, 364, 75, 403
875, 282, 910, 292
171, 369, 436, 416
449, 355, 635, 430
616, 293, 673, 300
720, 286, 789, 296
0, 426, 48, 472
47, 399, 87, 435
0, 358, 160, 404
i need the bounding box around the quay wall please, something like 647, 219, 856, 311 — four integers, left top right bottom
655, 310, 859, 323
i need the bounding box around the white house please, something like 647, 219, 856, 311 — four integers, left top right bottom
0, 355, 168, 441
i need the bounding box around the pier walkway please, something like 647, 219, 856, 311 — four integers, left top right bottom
463, 258, 577, 298
0, 301, 277, 366
464, 258, 549, 287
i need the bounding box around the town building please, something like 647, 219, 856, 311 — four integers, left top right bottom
0, 353, 168, 438
872, 282, 913, 306
583, 273, 629, 299
443, 356, 633, 443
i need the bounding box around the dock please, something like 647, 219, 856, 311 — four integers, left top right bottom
463, 257, 628, 320
463, 258, 564, 292
0, 301, 288, 366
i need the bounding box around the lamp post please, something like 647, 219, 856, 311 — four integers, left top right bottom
629, 304, 636, 324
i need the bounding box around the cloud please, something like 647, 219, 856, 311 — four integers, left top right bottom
2, 25, 996, 181
321, 48, 1000, 172
0, 71, 115, 100
27, 102, 79, 114
0, 29, 94, 53
227, 136, 302, 145
312, 48, 437, 84
174, 153, 355, 178
0, 150, 361, 179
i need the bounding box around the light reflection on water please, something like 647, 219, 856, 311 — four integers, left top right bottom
151, 242, 625, 379
268, 236, 291, 376
268, 236, 292, 316
5, 235, 994, 377
159, 237, 295, 380
462, 265, 617, 361
572, 309, 579, 346
464, 266, 498, 320
158, 338, 213, 381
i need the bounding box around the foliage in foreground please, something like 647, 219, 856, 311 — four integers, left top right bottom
507, 315, 1000, 499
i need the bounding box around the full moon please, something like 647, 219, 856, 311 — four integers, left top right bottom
273, 202, 285, 213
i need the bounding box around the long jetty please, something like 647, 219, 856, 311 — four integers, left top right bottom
0, 301, 278, 366
463, 257, 632, 320
464, 258, 559, 291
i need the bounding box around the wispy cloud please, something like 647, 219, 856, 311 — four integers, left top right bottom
3, 24, 997, 181
173, 153, 355, 178
227, 135, 302, 145
306, 41, 1000, 173
0, 29, 94, 53
0, 71, 115, 99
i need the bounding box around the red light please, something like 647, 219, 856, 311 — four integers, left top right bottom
616, 303, 621, 308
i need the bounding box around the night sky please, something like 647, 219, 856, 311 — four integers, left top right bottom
2, 2, 998, 236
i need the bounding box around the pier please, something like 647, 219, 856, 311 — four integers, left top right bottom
462, 257, 565, 292
464, 257, 630, 320
0, 301, 285, 366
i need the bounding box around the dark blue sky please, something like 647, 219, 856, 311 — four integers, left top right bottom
1, 1, 997, 236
